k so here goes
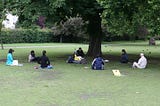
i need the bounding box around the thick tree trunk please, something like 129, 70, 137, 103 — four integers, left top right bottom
86, 13, 102, 57
87, 36, 102, 57
0, 21, 3, 49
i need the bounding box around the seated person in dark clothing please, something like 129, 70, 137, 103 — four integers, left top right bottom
76, 47, 85, 57
66, 55, 75, 63
120, 49, 129, 63
67, 52, 86, 64
38, 50, 52, 69
92, 55, 104, 70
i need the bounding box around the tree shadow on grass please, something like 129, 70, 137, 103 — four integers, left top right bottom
0, 59, 6, 62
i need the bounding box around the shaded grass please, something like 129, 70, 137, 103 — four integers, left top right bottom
0, 41, 160, 106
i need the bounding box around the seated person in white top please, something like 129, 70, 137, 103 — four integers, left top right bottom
132, 53, 147, 69
28, 50, 39, 62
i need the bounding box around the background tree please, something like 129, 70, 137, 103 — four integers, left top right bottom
3, 0, 160, 56
0, 0, 6, 49
98, 0, 160, 40
4, 0, 104, 57
52, 16, 87, 43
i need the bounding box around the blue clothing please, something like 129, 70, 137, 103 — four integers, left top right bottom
6, 53, 13, 65
120, 54, 128, 63
92, 57, 104, 70
67, 56, 74, 63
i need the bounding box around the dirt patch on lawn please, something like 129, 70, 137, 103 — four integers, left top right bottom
36, 70, 61, 80
79, 92, 113, 100
37, 102, 59, 106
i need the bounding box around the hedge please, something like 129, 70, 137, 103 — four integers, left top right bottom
0, 29, 88, 43
0, 29, 54, 43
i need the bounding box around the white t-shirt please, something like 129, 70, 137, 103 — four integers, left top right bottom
28, 54, 35, 62
137, 56, 147, 68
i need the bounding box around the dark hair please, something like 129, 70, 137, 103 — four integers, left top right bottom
42, 50, 46, 56
31, 50, 35, 57
8, 49, 14, 53
31, 50, 34, 54
122, 49, 126, 54
96, 54, 101, 58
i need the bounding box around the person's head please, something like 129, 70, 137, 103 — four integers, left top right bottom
78, 47, 82, 51
8, 49, 14, 54
96, 54, 101, 58
31, 50, 35, 54
122, 49, 126, 54
42, 50, 46, 56
140, 53, 144, 57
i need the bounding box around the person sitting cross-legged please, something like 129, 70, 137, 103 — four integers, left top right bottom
28, 50, 39, 62
92, 55, 104, 70
120, 49, 129, 63
6, 48, 14, 65
76, 47, 85, 57
38, 50, 52, 69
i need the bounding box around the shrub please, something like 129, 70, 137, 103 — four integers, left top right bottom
52, 16, 88, 43
0, 28, 54, 43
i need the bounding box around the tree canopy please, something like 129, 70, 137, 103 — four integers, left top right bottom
98, 0, 160, 38
1, 0, 160, 56
1, 0, 103, 56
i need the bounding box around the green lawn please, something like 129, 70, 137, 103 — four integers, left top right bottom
0, 41, 160, 106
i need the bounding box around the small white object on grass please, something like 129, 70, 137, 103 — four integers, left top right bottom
104, 60, 109, 63
84, 67, 89, 69
112, 70, 121, 76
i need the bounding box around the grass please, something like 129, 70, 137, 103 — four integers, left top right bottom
0, 41, 160, 106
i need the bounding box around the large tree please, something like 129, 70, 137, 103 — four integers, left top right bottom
3, 0, 104, 57
65, 0, 104, 56
4, 0, 160, 56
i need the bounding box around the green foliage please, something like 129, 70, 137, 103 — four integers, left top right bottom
18, 1, 49, 27
145, 0, 160, 35
3, 0, 160, 38
0, 29, 53, 43
53, 16, 88, 38
52, 16, 88, 43
0, 1, 4, 31
6, 0, 69, 28
99, 0, 160, 38
0, 28, 88, 43
3, 0, 104, 56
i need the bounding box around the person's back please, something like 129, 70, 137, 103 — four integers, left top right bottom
39, 55, 50, 68
121, 54, 128, 63
38, 50, 50, 68
138, 55, 147, 68
92, 57, 104, 70
120, 49, 128, 63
